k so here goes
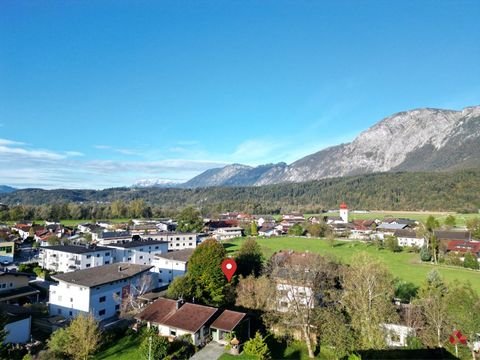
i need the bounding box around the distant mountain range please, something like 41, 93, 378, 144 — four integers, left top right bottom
0, 185, 16, 194
134, 105, 480, 188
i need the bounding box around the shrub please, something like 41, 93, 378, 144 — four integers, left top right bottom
243, 332, 271, 360
463, 252, 479, 270
420, 246, 432, 262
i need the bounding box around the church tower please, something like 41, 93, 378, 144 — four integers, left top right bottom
339, 202, 349, 223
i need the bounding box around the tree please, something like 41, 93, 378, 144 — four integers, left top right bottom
174, 239, 229, 306
47, 327, 70, 358
176, 207, 204, 233
466, 217, 480, 239
47, 314, 100, 360
166, 275, 194, 300
342, 252, 397, 350
463, 252, 479, 270
446, 282, 480, 360
236, 238, 263, 277
288, 223, 304, 236
318, 308, 355, 359
243, 332, 271, 360
139, 328, 169, 360
305, 222, 328, 238
250, 221, 258, 236
116, 274, 153, 315
394, 280, 418, 303
263, 251, 340, 358
443, 215, 456, 229
384, 235, 401, 252
235, 275, 275, 311
420, 245, 432, 262
415, 270, 450, 348
419, 216, 440, 264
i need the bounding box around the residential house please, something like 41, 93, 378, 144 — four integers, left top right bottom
1, 304, 31, 344
106, 240, 168, 266
0, 269, 39, 304
49, 263, 154, 320
0, 241, 14, 263
270, 251, 319, 312
135, 298, 218, 346
145, 233, 198, 250
95, 234, 136, 246
382, 323, 415, 347
446, 240, 480, 261
374, 223, 410, 240
258, 226, 281, 237
210, 310, 249, 344
11, 224, 33, 241
39, 245, 113, 272
152, 248, 194, 286
94, 230, 131, 242
393, 230, 425, 248
213, 227, 243, 241
434, 230, 472, 248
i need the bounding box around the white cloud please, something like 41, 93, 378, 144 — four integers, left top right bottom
0, 138, 24, 146
64, 151, 84, 157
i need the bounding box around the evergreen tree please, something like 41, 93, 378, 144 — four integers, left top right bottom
243, 332, 271, 360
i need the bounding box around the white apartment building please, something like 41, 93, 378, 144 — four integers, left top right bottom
152, 248, 194, 286
213, 227, 243, 241
144, 233, 198, 250
393, 230, 425, 248
39, 245, 113, 273
106, 240, 168, 266
49, 263, 154, 320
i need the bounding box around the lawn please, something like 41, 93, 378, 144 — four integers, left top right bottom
224, 237, 480, 293
94, 330, 142, 360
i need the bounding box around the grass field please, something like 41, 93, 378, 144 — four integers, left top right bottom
224, 237, 480, 293
94, 331, 142, 360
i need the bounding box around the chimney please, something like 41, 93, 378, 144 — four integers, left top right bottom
176, 298, 184, 310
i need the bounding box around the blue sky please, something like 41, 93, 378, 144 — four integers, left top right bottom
1, 1, 479, 189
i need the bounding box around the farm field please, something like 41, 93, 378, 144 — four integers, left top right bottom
224, 237, 480, 293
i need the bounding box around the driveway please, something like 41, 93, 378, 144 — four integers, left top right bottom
190, 342, 225, 360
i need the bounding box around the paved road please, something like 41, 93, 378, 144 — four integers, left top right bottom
190, 342, 225, 360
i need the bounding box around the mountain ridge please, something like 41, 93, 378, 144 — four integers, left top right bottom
168, 105, 480, 188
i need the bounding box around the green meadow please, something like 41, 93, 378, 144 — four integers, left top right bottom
224, 237, 480, 293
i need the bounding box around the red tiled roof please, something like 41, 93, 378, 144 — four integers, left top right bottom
163, 303, 218, 333
447, 240, 480, 254
135, 298, 177, 324
210, 310, 246, 331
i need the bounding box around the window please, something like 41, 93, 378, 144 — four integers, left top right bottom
115, 304, 120, 311
116, 291, 121, 297
9, 283, 13, 287
155, 246, 158, 250
99, 309, 106, 316
99, 296, 106, 303
105, 252, 110, 256
188, 237, 192, 240
139, 248, 143, 252
127, 257, 131, 261
97, 254, 100, 257
86, 264, 91, 268
70, 298, 73, 302
176, 243, 179, 247
176, 237, 180, 241
159, 270, 162, 273
280, 301, 288, 308
188, 243, 192, 246
170, 329, 176, 336
86, 255, 91, 259
105, 261, 110, 264
69, 311, 73, 316
57, 309, 62, 315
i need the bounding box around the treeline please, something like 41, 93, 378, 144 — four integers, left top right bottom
1, 169, 480, 217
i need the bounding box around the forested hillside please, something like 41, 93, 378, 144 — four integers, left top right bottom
1, 169, 479, 215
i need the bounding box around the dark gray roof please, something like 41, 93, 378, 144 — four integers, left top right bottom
51, 263, 153, 287
41, 245, 111, 254
434, 230, 471, 241
155, 248, 194, 262
106, 239, 168, 249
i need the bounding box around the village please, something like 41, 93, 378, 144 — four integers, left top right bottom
0, 203, 479, 359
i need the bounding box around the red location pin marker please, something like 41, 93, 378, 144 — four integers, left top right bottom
221, 258, 237, 282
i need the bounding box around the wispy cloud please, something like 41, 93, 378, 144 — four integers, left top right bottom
93, 144, 141, 156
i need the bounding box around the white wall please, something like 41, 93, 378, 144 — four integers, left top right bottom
49, 272, 156, 320
151, 257, 187, 285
